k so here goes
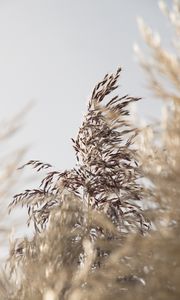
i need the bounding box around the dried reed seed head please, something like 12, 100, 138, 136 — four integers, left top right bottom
8, 67, 148, 234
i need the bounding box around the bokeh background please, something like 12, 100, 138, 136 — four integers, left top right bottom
0, 0, 171, 170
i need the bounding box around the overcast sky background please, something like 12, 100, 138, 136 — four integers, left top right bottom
0, 0, 172, 171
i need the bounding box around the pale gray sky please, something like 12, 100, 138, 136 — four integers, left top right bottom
0, 0, 171, 170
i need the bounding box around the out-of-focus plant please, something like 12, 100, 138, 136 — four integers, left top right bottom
0, 108, 29, 244
130, 0, 180, 298
0, 110, 27, 200
135, 0, 180, 225
0, 109, 29, 299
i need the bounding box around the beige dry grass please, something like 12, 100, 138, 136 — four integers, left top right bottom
0, 1, 180, 299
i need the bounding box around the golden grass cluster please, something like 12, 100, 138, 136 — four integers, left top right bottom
0, 1, 180, 299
